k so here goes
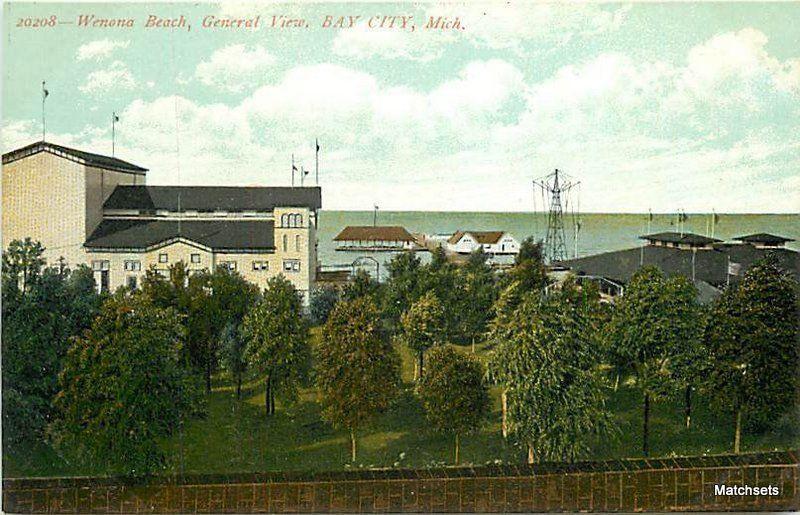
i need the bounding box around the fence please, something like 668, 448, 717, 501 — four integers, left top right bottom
3, 450, 798, 513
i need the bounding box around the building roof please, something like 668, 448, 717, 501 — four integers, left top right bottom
2, 141, 147, 174
448, 230, 506, 245
734, 233, 794, 245
640, 232, 722, 246
333, 226, 415, 242
559, 244, 799, 288
84, 219, 275, 251
104, 185, 322, 212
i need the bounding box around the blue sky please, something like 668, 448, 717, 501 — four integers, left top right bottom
3, 1, 799, 212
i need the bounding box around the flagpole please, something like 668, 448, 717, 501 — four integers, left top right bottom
41, 81, 47, 141
315, 139, 319, 186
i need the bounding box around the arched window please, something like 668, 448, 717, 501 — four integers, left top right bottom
281, 214, 289, 227
283, 234, 288, 252
293, 214, 303, 227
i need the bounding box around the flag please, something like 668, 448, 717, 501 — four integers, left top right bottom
292, 163, 298, 172
728, 261, 742, 276
42, 81, 49, 99
714, 212, 721, 224
303, 167, 309, 176
648, 210, 654, 222
316, 139, 320, 152
113, 113, 119, 122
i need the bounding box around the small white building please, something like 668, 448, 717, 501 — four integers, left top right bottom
446, 230, 519, 255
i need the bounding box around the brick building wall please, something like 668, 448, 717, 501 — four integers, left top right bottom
3, 451, 798, 513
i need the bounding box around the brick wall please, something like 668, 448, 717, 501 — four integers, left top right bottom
4, 451, 798, 513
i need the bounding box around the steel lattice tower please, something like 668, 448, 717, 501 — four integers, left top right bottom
533, 169, 579, 264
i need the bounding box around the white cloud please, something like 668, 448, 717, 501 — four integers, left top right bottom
195, 44, 276, 93
7, 28, 799, 213
76, 39, 129, 61
79, 61, 137, 96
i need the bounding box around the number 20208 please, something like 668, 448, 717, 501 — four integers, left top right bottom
17, 16, 57, 28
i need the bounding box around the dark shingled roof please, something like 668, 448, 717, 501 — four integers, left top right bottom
448, 230, 506, 245
640, 232, 722, 245
2, 141, 147, 173
85, 219, 275, 251
104, 185, 321, 212
734, 233, 794, 245
334, 226, 415, 242
559, 245, 799, 288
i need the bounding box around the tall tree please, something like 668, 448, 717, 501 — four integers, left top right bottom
607, 267, 700, 456
2, 237, 46, 293
490, 279, 613, 463
383, 251, 423, 326
316, 297, 400, 462
397, 290, 447, 380
220, 323, 247, 400
342, 268, 381, 302
2, 240, 101, 446
53, 293, 200, 475
508, 237, 548, 292
416, 346, 489, 464
459, 249, 497, 351
309, 285, 341, 325
705, 255, 799, 453
242, 276, 309, 416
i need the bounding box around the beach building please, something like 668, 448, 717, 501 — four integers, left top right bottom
733, 233, 795, 249
447, 230, 520, 255
558, 231, 799, 302
333, 225, 417, 251
2, 141, 321, 302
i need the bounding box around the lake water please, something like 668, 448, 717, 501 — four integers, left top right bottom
317, 211, 799, 275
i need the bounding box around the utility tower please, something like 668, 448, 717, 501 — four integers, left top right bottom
533, 169, 580, 264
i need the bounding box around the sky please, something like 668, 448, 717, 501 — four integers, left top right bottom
2, 1, 799, 213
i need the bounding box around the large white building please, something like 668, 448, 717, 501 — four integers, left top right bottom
446, 230, 520, 255
2, 141, 321, 302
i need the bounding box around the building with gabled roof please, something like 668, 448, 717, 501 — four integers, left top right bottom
640, 231, 722, 249
333, 225, 417, 251
447, 230, 519, 255
2, 141, 321, 302
734, 233, 795, 248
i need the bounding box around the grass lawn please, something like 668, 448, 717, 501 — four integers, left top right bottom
4, 338, 798, 477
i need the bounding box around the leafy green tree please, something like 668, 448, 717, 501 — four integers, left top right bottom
705, 255, 799, 453
2, 239, 101, 446
342, 268, 381, 302
2, 238, 46, 293
460, 249, 497, 350
671, 304, 710, 428
507, 237, 548, 292
607, 267, 701, 456
242, 276, 309, 416
416, 346, 489, 464
53, 293, 200, 475
398, 291, 447, 380
383, 251, 423, 325
490, 279, 613, 463
316, 297, 401, 462
309, 285, 341, 325
221, 323, 247, 400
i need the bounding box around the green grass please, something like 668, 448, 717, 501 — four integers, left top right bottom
4, 341, 798, 478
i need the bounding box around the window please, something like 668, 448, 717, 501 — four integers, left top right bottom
283, 259, 301, 272
252, 261, 269, 271
218, 261, 237, 271
280, 212, 304, 228
283, 234, 288, 252
295, 234, 300, 251
191, 253, 201, 264
124, 260, 141, 271
158, 253, 168, 263
92, 260, 110, 271
126, 276, 138, 290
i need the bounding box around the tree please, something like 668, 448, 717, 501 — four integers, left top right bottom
416, 346, 489, 464
398, 291, 447, 380
2, 240, 101, 446
53, 293, 200, 475
242, 276, 310, 416
460, 249, 497, 351
607, 267, 701, 456
705, 255, 799, 453
316, 297, 400, 462
2, 238, 46, 293
383, 251, 423, 325
220, 323, 247, 400
309, 285, 341, 325
490, 279, 613, 463
507, 237, 548, 292
342, 268, 381, 302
